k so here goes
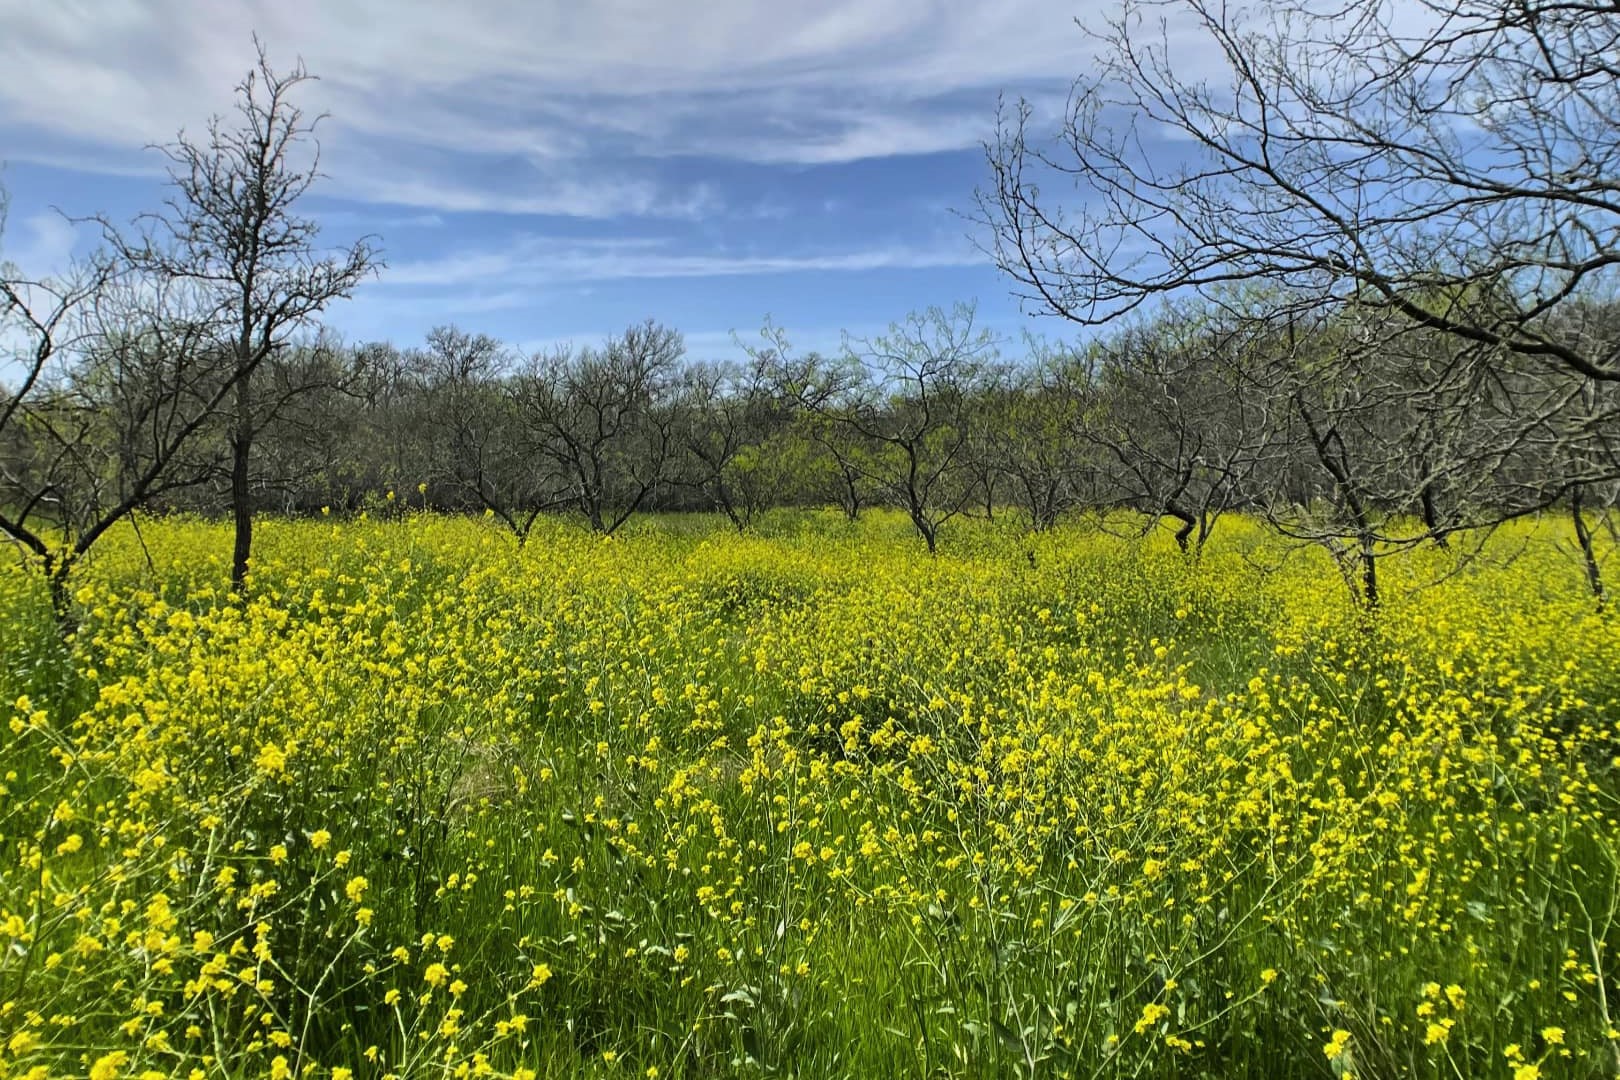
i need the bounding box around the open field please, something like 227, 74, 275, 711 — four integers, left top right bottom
1, 512, 1618, 1078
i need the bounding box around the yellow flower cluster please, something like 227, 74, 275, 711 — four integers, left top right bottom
0, 510, 1615, 1077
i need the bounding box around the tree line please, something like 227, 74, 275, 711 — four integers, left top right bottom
4, 1, 1619, 613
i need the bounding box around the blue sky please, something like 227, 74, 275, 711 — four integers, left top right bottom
0, 0, 1128, 361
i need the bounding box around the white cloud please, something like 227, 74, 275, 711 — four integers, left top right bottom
381, 234, 988, 288
0, 0, 1097, 184
314, 209, 445, 230
0, 0, 1435, 221
686, 102, 1000, 166
331, 167, 719, 222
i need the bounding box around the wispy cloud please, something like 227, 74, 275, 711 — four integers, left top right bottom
313, 209, 445, 231
0, 0, 1095, 203
333, 168, 720, 222
382, 235, 988, 288
0, 0, 1385, 222
0, 0, 1082, 348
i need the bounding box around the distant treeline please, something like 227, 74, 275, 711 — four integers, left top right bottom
7, 295, 1618, 609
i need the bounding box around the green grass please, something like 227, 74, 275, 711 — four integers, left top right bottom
0, 510, 1616, 1078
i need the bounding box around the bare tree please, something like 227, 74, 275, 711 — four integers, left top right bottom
775, 304, 997, 553
1502, 300, 1620, 605
1, 264, 236, 615
1230, 298, 1598, 608
2, 243, 115, 612
512, 320, 682, 535
804, 410, 872, 522
973, 0, 1620, 598
1075, 306, 1274, 556
407, 325, 563, 543
976, 350, 1087, 532
744, 324, 871, 520
675, 355, 789, 532
2, 223, 114, 456
100, 37, 378, 590
980, 0, 1620, 383
341, 341, 427, 504
212, 328, 365, 515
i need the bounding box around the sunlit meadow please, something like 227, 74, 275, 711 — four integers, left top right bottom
1, 510, 1617, 1079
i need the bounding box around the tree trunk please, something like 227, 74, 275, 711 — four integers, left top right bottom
46, 558, 75, 633
1359, 535, 1379, 611
715, 479, 744, 533
1165, 502, 1196, 554
911, 507, 938, 554
1421, 482, 1450, 550
230, 369, 254, 592
1572, 484, 1607, 611
1195, 508, 1218, 559
840, 472, 861, 521
1295, 397, 1378, 610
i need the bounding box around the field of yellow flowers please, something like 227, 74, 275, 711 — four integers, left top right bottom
1, 510, 1617, 1079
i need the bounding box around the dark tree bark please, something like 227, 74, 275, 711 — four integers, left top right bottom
99, 37, 378, 591
1572, 484, 1607, 610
